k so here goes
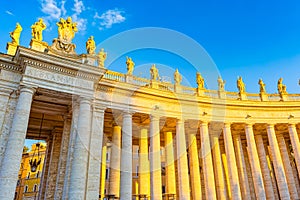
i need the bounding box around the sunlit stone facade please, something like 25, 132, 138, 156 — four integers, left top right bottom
0, 27, 300, 200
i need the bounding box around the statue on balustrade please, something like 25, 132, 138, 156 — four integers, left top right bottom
277, 78, 287, 95
57, 17, 78, 43
31, 18, 46, 41
86, 36, 96, 55
258, 79, 266, 93
218, 76, 225, 91
126, 57, 135, 75
150, 64, 159, 81
196, 72, 205, 89
237, 76, 245, 93
51, 17, 78, 54
98, 48, 107, 68
174, 69, 182, 85
10, 23, 22, 45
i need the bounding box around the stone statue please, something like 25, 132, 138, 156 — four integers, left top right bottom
277, 78, 287, 95
258, 79, 266, 93
98, 48, 107, 68
86, 36, 96, 55
196, 72, 205, 89
237, 76, 245, 93
174, 69, 182, 85
150, 64, 159, 81
31, 18, 46, 41
10, 23, 22, 45
126, 57, 135, 75
56, 17, 78, 43
218, 76, 225, 91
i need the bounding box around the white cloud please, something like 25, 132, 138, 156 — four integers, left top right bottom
40, 0, 63, 20
94, 9, 126, 29
71, 0, 87, 31
5, 11, 14, 16
72, 0, 85, 14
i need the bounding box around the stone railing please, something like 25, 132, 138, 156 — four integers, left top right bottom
102, 70, 299, 102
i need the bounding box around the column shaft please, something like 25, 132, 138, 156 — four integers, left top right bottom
223, 123, 242, 200
108, 126, 121, 197
0, 86, 35, 200
288, 124, 300, 181
68, 98, 92, 199
150, 115, 162, 200
45, 132, 63, 199
165, 131, 176, 195
86, 107, 105, 200
100, 145, 107, 199
200, 122, 217, 200
120, 112, 133, 200
188, 131, 201, 200
266, 124, 290, 199
211, 134, 228, 200
54, 117, 71, 199
277, 133, 298, 199
255, 134, 276, 200
232, 134, 251, 199
245, 124, 266, 199
139, 128, 150, 197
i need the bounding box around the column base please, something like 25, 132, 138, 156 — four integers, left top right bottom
218, 90, 226, 99
174, 84, 182, 93
197, 88, 205, 96
6, 42, 18, 56
30, 39, 49, 52
239, 92, 247, 100
260, 92, 268, 101
125, 75, 133, 83
150, 80, 159, 89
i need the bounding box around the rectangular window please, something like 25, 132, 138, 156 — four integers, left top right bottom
105, 168, 109, 180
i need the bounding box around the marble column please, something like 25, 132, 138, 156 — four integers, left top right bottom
45, 131, 63, 199
108, 126, 121, 197
165, 131, 176, 196
266, 124, 290, 199
62, 103, 79, 199
277, 133, 298, 199
255, 134, 276, 200
100, 144, 107, 199
0, 86, 35, 200
54, 116, 71, 199
288, 124, 300, 180
150, 115, 162, 200
244, 124, 266, 199
120, 112, 133, 200
232, 134, 251, 199
86, 106, 105, 200
0, 90, 16, 170
211, 133, 228, 200
68, 97, 92, 199
223, 123, 242, 200
200, 122, 217, 200
0, 89, 11, 132
176, 119, 190, 200
187, 130, 201, 200
139, 128, 150, 197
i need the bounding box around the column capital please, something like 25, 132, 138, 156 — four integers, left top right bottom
223, 122, 231, 128
20, 85, 36, 94
288, 123, 296, 128
266, 123, 275, 129
199, 121, 209, 126
79, 96, 92, 105
122, 110, 133, 118
244, 123, 254, 128
150, 114, 160, 121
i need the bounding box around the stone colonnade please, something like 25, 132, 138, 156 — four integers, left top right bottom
0, 86, 299, 200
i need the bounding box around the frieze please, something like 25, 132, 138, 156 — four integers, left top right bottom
23, 58, 100, 82
25, 66, 93, 90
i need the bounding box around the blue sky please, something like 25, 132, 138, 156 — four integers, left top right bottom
0, 0, 299, 94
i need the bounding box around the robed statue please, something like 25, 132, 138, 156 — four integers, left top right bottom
218, 76, 225, 91
196, 72, 205, 89
126, 57, 135, 75
174, 69, 182, 85
10, 23, 22, 45
86, 36, 96, 55
98, 48, 107, 68
237, 76, 245, 93
277, 78, 287, 95
31, 18, 46, 41
150, 64, 159, 81
258, 79, 266, 93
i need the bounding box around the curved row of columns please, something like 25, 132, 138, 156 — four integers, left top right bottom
0, 85, 299, 200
